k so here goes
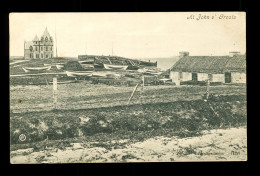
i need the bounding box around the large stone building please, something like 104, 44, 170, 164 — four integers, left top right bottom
24, 27, 54, 59
169, 52, 246, 85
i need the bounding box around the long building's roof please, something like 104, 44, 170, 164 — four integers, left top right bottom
171, 55, 246, 73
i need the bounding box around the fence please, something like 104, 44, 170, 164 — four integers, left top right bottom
10, 74, 246, 114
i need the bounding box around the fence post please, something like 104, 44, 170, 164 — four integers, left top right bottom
142, 76, 145, 88
128, 84, 139, 105
206, 79, 210, 99
140, 76, 145, 104
53, 77, 57, 109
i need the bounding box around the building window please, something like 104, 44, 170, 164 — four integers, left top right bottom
179, 72, 183, 79
50, 46, 52, 51
41, 46, 43, 51
36, 54, 39, 58
192, 73, 198, 81
225, 72, 231, 83
46, 46, 48, 51
46, 55, 48, 58
208, 74, 213, 81
51, 54, 53, 58
41, 54, 43, 58
29, 46, 33, 51
45, 37, 48, 41
35, 47, 37, 51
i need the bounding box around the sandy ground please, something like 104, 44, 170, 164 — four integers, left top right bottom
10, 127, 247, 163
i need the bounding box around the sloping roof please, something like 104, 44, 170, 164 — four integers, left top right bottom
171, 55, 246, 73
33, 35, 39, 41
225, 55, 246, 72
24, 41, 33, 49
42, 27, 51, 38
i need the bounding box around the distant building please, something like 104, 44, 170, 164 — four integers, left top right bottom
169, 52, 246, 85
24, 27, 54, 59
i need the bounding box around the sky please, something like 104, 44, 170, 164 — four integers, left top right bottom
9, 12, 246, 58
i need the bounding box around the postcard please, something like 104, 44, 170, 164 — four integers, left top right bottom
10, 12, 246, 163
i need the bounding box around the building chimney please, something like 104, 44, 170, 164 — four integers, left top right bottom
179, 52, 189, 58
229, 51, 240, 57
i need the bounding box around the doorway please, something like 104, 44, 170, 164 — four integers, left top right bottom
192, 73, 198, 81
225, 72, 231, 83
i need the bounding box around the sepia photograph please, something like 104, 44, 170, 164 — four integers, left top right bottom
9, 12, 246, 163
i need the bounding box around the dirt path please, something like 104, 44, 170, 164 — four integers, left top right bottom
10, 127, 247, 163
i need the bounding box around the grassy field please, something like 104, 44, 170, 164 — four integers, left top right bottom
10, 83, 246, 113
10, 83, 247, 162
9, 60, 247, 162
10, 90, 247, 162
10, 83, 246, 144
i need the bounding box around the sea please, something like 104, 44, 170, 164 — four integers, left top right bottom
138, 56, 180, 71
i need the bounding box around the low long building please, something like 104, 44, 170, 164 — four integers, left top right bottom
169, 52, 246, 85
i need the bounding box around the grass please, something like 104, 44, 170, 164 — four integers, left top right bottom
10, 80, 246, 152
10, 83, 246, 114
10, 94, 246, 150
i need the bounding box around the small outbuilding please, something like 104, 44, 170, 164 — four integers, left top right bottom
169, 52, 246, 85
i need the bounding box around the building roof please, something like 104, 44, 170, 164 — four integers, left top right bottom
42, 27, 51, 38
225, 55, 246, 72
33, 35, 39, 41
24, 41, 33, 49
171, 55, 246, 73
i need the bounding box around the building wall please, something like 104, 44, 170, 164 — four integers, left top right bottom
231, 72, 246, 83
34, 43, 53, 59
170, 71, 246, 84
24, 49, 33, 60
25, 45, 53, 59
170, 72, 179, 83
170, 71, 192, 83
170, 71, 227, 83
197, 73, 208, 81
197, 73, 226, 83
182, 72, 192, 81
212, 74, 225, 83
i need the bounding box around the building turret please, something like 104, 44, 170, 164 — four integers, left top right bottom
33, 35, 39, 41
42, 27, 51, 40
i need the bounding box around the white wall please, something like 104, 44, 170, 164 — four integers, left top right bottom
169, 72, 179, 83
231, 72, 246, 83
197, 73, 208, 81
212, 74, 225, 83
170, 71, 245, 83
170, 71, 192, 83
182, 72, 192, 81
198, 73, 225, 83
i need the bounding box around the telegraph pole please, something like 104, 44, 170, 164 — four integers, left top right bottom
55, 24, 58, 58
